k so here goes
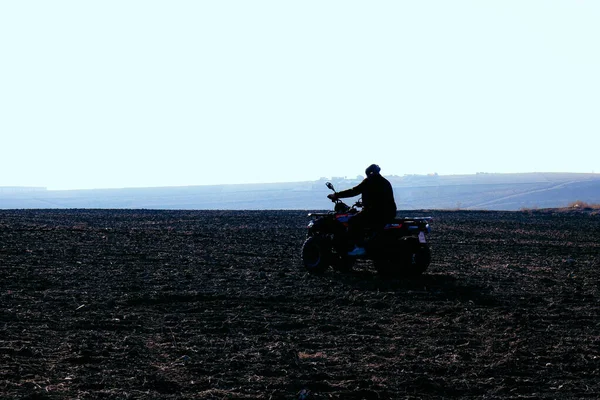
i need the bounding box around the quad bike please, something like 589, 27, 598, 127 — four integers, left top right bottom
301, 182, 432, 276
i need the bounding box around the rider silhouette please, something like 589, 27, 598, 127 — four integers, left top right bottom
327, 164, 397, 256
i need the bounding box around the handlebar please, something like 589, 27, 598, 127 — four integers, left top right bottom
326, 181, 362, 212
328, 196, 362, 214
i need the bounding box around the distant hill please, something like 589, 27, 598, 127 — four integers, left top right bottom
1, 173, 600, 210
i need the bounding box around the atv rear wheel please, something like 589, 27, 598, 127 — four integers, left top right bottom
401, 237, 431, 277
301, 236, 330, 274
409, 243, 431, 277
374, 237, 431, 277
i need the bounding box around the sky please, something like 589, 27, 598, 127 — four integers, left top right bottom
1, 1, 599, 190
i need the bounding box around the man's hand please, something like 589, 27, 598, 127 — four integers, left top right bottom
327, 193, 337, 201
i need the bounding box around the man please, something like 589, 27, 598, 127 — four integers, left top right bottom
327, 164, 397, 256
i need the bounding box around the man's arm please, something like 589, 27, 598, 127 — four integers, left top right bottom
335, 180, 365, 199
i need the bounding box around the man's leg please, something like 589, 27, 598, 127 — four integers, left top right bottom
347, 212, 367, 256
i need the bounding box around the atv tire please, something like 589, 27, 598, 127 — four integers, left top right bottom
402, 237, 431, 277
301, 236, 330, 274
374, 237, 431, 277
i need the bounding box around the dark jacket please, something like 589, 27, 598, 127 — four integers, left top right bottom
336, 174, 397, 220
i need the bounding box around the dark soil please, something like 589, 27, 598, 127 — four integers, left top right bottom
1, 209, 599, 399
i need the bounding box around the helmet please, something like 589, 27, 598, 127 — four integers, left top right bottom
365, 164, 381, 177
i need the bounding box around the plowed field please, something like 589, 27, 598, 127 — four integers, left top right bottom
1, 209, 599, 399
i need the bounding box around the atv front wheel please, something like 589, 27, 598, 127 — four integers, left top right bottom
301, 236, 330, 274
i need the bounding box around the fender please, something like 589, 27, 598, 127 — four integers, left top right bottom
307, 216, 327, 234
307, 215, 346, 236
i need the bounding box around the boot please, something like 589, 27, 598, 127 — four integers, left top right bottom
347, 246, 366, 256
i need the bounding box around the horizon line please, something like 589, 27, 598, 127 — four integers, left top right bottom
1, 171, 599, 192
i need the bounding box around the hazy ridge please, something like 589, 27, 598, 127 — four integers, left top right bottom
2, 172, 599, 210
